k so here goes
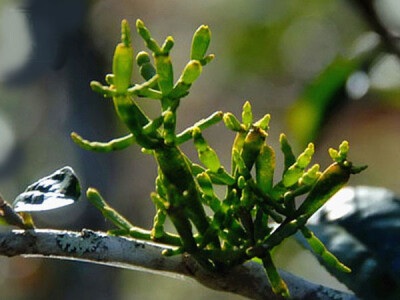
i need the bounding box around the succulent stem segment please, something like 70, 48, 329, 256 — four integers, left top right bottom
72, 19, 366, 297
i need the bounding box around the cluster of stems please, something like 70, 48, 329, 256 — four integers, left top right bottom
71, 19, 366, 298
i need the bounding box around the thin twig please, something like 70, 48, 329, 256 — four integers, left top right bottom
0, 194, 26, 229
350, 0, 400, 58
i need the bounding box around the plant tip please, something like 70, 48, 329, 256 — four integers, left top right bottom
86, 188, 98, 197
136, 51, 150, 66
121, 19, 131, 46
136, 19, 144, 27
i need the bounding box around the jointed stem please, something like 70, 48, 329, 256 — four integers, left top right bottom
70, 19, 366, 299
86, 188, 182, 246
71, 132, 135, 152
175, 111, 224, 145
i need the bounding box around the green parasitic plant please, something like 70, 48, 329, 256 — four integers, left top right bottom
66, 19, 366, 298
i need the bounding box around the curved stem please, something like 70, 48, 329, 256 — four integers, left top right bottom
71, 132, 135, 152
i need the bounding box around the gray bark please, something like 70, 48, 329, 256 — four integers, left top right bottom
0, 229, 359, 300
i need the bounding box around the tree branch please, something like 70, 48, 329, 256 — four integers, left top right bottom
0, 229, 359, 300
350, 0, 400, 58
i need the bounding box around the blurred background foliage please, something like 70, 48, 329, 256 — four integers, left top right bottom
0, 0, 399, 299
